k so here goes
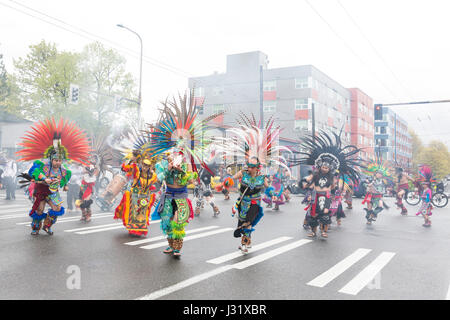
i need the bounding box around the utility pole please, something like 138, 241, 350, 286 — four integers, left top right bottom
311, 102, 316, 143
259, 65, 264, 129
394, 112, 397, 164
117, 24, 143, 128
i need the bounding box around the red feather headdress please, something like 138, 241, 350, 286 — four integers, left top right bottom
16, 118, 91, 165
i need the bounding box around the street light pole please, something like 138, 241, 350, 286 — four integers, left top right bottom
117, 24, 143, 128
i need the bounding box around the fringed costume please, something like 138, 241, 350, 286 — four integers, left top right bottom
394, 167, 413, 215
194, 165, 220, 217
362, 158, 391, 225
416, 165, 435, 227
16, 118, 90, 235
263, 172, 285, 211
147, 89, 222, 258
295, 129, 364, 239
214, 113, 288, 253
113, 130, 159, 236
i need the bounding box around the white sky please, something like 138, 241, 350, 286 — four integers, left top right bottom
1, 0, 450, 148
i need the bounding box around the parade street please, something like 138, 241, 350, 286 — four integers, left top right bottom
1, 190, 449, 300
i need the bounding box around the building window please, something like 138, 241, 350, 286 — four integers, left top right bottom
263, 101, 276, 113
295, 99, 309, 110
295, 77, 309, 89
193, 87, 204, 97
212, 86, 224, 96
263, 80, 276, 91
212, 104, 225, 114
294, 119, 308, 131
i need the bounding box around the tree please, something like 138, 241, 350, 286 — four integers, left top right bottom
408, 129, 424, 173
417, 140, 450, 180
5, 40, 138, 138
8, 40, 82, 119
0, 49, 10, 104
78, 41, 138, 136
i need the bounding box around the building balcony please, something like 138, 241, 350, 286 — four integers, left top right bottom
374, 134, 389, 140
374, 121, 388, 127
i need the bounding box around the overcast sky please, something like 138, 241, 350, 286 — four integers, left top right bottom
1, 0, 450, 148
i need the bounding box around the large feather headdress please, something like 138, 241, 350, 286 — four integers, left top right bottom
143, 89, 224, 174
16, 118, 91, 165
418, 164, 435, 184
364, 156, 391, 178
294, 129, 365, 183
213, 112, 292, 173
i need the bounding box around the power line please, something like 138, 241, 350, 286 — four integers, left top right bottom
336, 0, 415, 101
303, 0, 399, 100
0, 0, 191, 78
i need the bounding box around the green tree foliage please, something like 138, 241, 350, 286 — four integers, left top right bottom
409, 129, 450, 180
0, 50, 10, 104
78, 41, 138, 136
6, 40, 138, 139
417, 140, 450, 180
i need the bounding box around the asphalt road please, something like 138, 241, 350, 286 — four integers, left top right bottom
1, 189, 450, 300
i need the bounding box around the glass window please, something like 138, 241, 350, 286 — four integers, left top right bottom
212, 104, 225, 114
212, 86, 224, 96
295, 99, 309, 110
263, 80, 276, 91
295, 78, 309, 89
263, 101, 276, 113
193, 87, 204, 97
294, 119, 308, 131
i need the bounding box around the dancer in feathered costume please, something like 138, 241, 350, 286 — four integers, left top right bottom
16, 118, 90, 235
394, 166, 415, 215
361, 156, 391, 225
341, 173, 354, 209
193, 152, 221, 217
77, 134, 114, 222
329, 171, 346, 226
281, 168, 292, 203
148, 90, 223, 258
214, 113, 288, 253
113, 130, 158, 237
416, 165, 435, 227
215, 166, 234, 200
296, 129, 364, 238
263, 170, 285, 211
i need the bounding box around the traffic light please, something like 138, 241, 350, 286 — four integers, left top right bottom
69, 84, 79, 105
374, 104, 383, 120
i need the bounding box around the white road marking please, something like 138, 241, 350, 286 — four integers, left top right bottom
0, 204, 29, 210
16, 213, 113, 225
124, 226, 220, 246
231, 239, 312, 270
307, 248, 372, 287
64, 222, 122, 232
139, 228, 234, 250
75, 220, 162, 235
206, 236, 293, 265
137, 265, 233, 300
338, 251, 396, 295
137, 238, 312, 300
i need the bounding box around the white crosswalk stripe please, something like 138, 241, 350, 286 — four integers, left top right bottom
139, 228, 234, 250
16, 213, 113, 225
307, 248, 372, 288
64, 222, 123, 232
0, 204, 29, 210
138, 238, 312, 300
338, 252, 396, 295
124, 226, 220, 246
65, 220, 162, 235
206, 236, 293, 265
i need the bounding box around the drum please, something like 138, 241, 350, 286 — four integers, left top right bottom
101, 174, 127, 203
